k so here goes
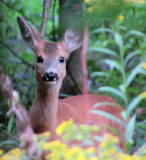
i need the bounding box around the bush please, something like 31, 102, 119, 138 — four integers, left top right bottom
1, 120, 146, 160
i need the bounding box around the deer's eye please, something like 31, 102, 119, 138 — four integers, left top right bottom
59, 57, 65, 64
37, 56, 43, 63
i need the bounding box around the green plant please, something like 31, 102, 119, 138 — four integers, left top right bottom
0, 120, 146, 160
88, 3, 146, 151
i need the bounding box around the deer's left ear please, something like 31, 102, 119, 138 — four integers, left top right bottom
17, 16, 44, 51
60, 27, 83, 55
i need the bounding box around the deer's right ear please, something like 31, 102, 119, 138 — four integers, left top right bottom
17, 16, 43, 51
60, 27, 83, 56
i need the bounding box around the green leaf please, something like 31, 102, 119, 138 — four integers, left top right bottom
121, 111, 129, 122
7, 114, 15, 134
124, 50, 140, 66
91, 110, 124, 127
90, 28, 114, 35
90, 47, 119, 58
127, 30, 145, 37
136, 120, 146, 129
127, 96, 141, 113
125, 114, 136, 144
139, 70, 146, 75
119, 84, 127, 94
126, 62, 144, 87
21, 52, 34, 62
126, 142, 132, 153
0, 140, 17, 147
106, 125, 122, 137
92, 102, 122, 110
98, 86, 127, 104
102, 59, 124, 75
90, 72, 109, 78
114, 32, 123, 51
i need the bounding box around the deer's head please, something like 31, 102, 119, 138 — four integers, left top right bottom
17, 16, 83, 87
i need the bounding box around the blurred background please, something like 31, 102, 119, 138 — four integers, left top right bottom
0, 0, 146, 153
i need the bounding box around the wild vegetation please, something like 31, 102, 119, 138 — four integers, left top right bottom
0, 0, 146, 159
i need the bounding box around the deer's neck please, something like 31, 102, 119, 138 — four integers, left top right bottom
30, 82, 61, 134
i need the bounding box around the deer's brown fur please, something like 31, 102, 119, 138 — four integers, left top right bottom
17, 16, 125, 149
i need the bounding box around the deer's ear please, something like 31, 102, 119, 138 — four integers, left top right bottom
60, 27, 83, 54
17, 16, 43, 51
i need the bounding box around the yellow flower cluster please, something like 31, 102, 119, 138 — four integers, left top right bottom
56, 119, 74, 136
43, 140, 68, 160
118, 15, 124, 21
98, 134, 146, 160
84, 0, 117, 13
142, 62, 146, 70
1, 120, 146, 160
43, 133, 145, 160
139, 91, 146, 99
42, 139, 98, 160
100, 134, 119, 148
37, 130, 50, 140
0, 149, 4, 156
84, 0, 94, 3
126, 0, 145, 4
0, 148, 22, 160
84, 0, 145, 13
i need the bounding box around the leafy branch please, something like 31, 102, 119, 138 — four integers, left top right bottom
0, 40, 35, 69
1, 0, 38, 29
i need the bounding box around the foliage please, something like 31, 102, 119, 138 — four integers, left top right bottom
84, 0, 125, 26
87, 0, 146, 152
1, 120, 146, 160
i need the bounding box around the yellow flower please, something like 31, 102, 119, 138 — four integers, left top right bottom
0, 149, 4, 156
43, 141, 68, 160
127, 0, 145, 4
142, 62, 146, 70
141, 155, 146, 160
118, 15, 124, 21
84, 0, 91, 3
0, 148, 21, 160
84, 0, 97, 3
130, 155, 140, 160
56, 119, 73, 136
89, 157, 99, 160
65, 147, 84, 159
139, 91, 146, 99
37, 131, 50, 140
42, 140, 65, 150
100, 134, 119, 148
138, 0, 145, 4
116, 152, 140, 160
88, 6, 94, 12
100, 147, 116, 159
86, 147, 95, 154
76, 153, 86, 160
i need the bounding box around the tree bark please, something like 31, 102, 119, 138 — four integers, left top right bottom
59, 0, 83, 95
40, 0, 53, 36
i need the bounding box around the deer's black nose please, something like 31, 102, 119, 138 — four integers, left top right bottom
43, 72, 59, 82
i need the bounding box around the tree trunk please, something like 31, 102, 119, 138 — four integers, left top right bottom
59, 0, 83, 95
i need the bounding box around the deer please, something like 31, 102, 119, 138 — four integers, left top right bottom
17, 16, 125, 149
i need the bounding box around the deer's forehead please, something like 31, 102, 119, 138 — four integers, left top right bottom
43, 42, 58, 55
36, 41, 66, 58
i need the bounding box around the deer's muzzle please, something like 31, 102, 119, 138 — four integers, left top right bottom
43, 72, 59, 82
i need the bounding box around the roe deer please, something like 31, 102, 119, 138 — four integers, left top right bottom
17, 16, 125, 149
